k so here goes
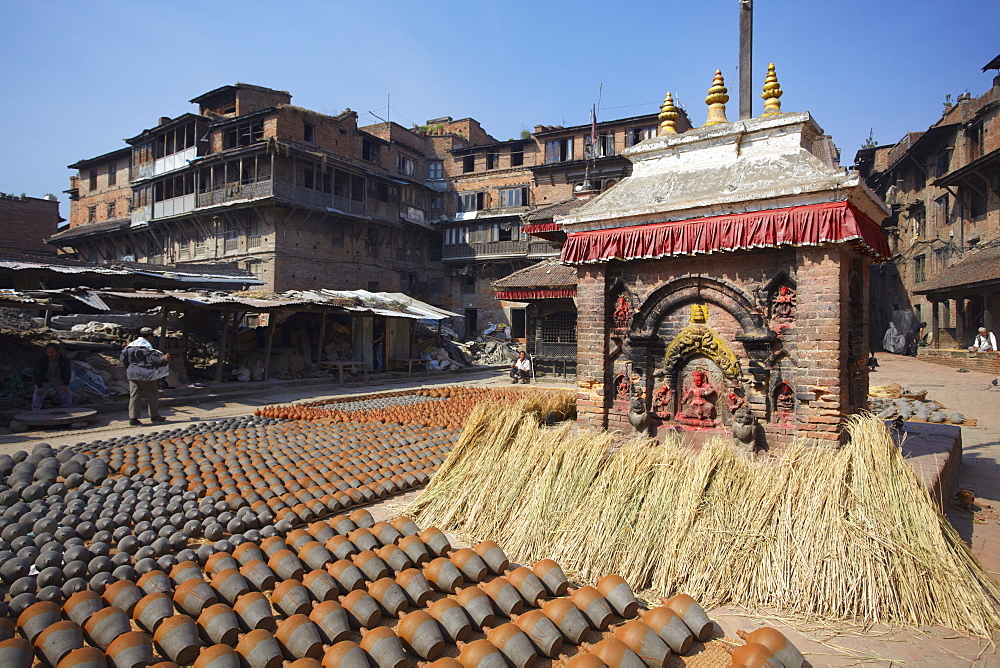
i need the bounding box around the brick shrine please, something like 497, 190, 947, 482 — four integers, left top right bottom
557, 69, 891, 447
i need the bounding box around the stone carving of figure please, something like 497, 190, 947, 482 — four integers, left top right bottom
614, 373, 631, 401
677, 369, 718, 426
773, 285, 796, 319
775, 383, 795, 423
652, 383, 675, 420
612, 294, 632, 332
726, 388, 748, 414
628, 396, 651, 432
731, 406, 764, 454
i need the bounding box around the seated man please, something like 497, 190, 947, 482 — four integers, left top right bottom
510, 351, 532, 384
32, 343, 72, 411
969, 327, 998, 352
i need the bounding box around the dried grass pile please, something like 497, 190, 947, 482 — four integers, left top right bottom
408, 405, 1000, 637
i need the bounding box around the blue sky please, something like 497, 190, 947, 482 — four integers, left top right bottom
2, 0, 997, 219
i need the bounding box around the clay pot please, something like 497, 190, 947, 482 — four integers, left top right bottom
539, 597, 589, 644
234, 591, 277, 633
427, 597, 473, 642
170, 561, 205, 586
507, 567, 547, 606
661, 594, 713, 642
458, 639, 507, 668
587, 638, 645, 668
324, 536, 358, 561
198, 603, 241, 646
597, 575, 639, 619
397, 609, 446, 660
309, 600, 351, 645
511, 610, 564, 658
327, 559, 366, 592
261, 537, 289, 559
275, 614, 324, 660
424, 557, 464, 593
353, 550, 390, 581
532, 559, 569, 596
449, 548, 488, 583
307, 520, 337, 544
396, 567, 433, 606
348, 508, 374, 528
268, 549, 306, 581
397, 535, 431, 565
375, 544, 412, 574
0, 638, 33, 668
0, 619, 13, 643
234, 543, 267, 567
137, 570, 172, 596
328, 515, 357, 537
205, 552, 240, 576
485, 622, 537, 668
737, 628, 803, 668
303, 569, 340, 602
236, 629, 283, 668
455, 586, 497, 630
240, 560, 278, 592
340, 590, 382, 629
287, 530, 314, 553
153, 614, 202, 666
102, 581, 143, 618
564, 653, 607, 668
389, 515, 421, 537
481, 576, 524, 616
418, 527, 451, 557
299, 542, 335, 571
272, 579, 312, 617
174, 578, 219, 617
472, 541, 509, 575
321, 640, 369, 668
56, 646, 107, 668
368, 577, 409, 616
192, 644, 242, 668
638, 607, 693, 655
63, 591, 105, 627
18, 600, 63, 643
570, 587, 614, 630
106, 631, 155, 668
426, 659, 463, 668
83, 605, 131, 650
133, 592, 175, 634
360, 626, 408, 668
613, 620, 672, 668
211, 569, 251, 605
727, 642, 781, 668
370, 521, 403, 546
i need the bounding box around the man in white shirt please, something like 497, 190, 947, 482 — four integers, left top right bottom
969, 327, 998, 352
510, 351, 532, 384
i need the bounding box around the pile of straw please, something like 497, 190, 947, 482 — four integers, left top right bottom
408, 406, 1000, 637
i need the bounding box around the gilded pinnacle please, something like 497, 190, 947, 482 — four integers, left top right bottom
658, 91, 679, 135
761, 62, 783, 116
704, 69, 729, 126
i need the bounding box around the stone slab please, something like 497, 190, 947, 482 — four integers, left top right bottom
11, 408, 98, 426
894, 420, 963, 512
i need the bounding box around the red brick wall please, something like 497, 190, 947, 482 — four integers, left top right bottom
0, 194, 61, 254
68, 159, 131, 229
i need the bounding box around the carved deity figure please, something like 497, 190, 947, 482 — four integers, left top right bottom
612, 294, 632, 332
775, 383, 795, 423
677, 369, 718, 426
726, 388, 748, 414
614, 373, 631, 401
652, 384, 675, 420
773, 285, 796, 319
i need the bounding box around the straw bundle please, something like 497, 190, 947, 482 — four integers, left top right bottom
408, 407, 1000, 637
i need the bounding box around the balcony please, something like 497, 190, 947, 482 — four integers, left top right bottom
197, 180, 274, 208
153, 194, 197, 219
442, 240, 530, 260
527, 241, 559, 257
153, 147, 198, 177
273, 183, 372, 218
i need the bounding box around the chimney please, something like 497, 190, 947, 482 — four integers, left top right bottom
158, 117, 171, 126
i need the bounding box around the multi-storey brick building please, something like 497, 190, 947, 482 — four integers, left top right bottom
854, 61, 1000, 351
51, 84, 449, 300
0, 192, 63, 256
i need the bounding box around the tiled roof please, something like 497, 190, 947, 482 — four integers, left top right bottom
914, 244, 1000, 294
526, 198, 587, 222
48, 219, 131, 242
492, 258, 576, 290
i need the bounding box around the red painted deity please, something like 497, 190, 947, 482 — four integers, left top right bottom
677, 370, 718, 427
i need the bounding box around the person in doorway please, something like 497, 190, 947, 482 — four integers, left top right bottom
31, 343, 72, 411
510, 351, 532, 384
120, 327, 171, 425
968, 327, 998, 352
372, 317, 386, 373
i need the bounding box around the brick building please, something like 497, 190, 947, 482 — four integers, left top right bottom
854, 59, 1000, 351
0, 192, 62, 256
51, 84, 449, 300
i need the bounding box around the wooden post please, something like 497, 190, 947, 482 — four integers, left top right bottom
43, 308, 53, 328
738, 0, 753, 120
262, 311, 277, 381
158, 308, 170, 350
316, 311, 327, 365
930, 300, 939, 349
955, 297, 965, 348
215, 310, 231, 382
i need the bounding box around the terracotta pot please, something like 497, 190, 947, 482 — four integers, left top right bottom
368, 577, 409, 616
169, 561, 205, 586
539, 597, 589, 644
613, 620, 671, 667
472, 541, 509, 575
272, 579, 312, 617
587, 638, 645, 668
83, 605, 131, 650
18, 600, 62, 644
661, 594, 713, 642
198, 603, 241, 646
63, 591, 104, 627
105, 631, 155, 668
596, 575, 639, 619
275, 614, 324, 661
321, 640, 369, 668
396, 567, 433, 606
233, 591, 277, 633
303, 569, 340, 602
240, 560, 278, 592
427, 597, 473, 642
424, 557, 465, 593
340, 590, 382, 629
173, 578, 219, 617
0, 638, 33, 668
205, 552, 240, 576
102, 581, 143, 617
324, 535, 358, 562
481, 576, 524, 616
727, 642, 781, 668
375, 544, 413, 574
507, 567, 547, 607
211, 569, 251, 605
153, 614, 202, 666
458, 639, 507, 668
455, 587, 497, 630
737, 628, 804, 668
358, 627, 406, 668
328, 515, 357, 537
564, 653, 607, 668
485, 622, 537, 668
268, 549, 306, 582
389, 515, 421, 537
192, 643, 241, 668
309, 600, 351, 645
235, 629, 283, 668
353, 550, 390, 582
532, 559, 569, 597
370, 521, 403, 546
418, 527, 451, 557
327, 559, 366, 592
55, 646, 107, 668
133, 592, 175, 634
397, 535, 431, 565
137, 570, 172, 596
511, 610, 564, 658
570, 587, 614, 630
450, 548, 488, 583
426, 658, 463, 668
637, 607, 693, 655
397, 609, 445, 660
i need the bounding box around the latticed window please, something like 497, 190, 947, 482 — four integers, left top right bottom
539, 310, 576, 342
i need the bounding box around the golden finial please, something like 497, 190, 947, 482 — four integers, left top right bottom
690, 304, 709, 324
761, 62, 783, 116
658, 91, 679, 135
704, 69, 729, 126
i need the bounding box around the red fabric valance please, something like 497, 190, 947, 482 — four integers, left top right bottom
560, 201, 890, 265
495, 289, 576, 300
522, 222, 560, 235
